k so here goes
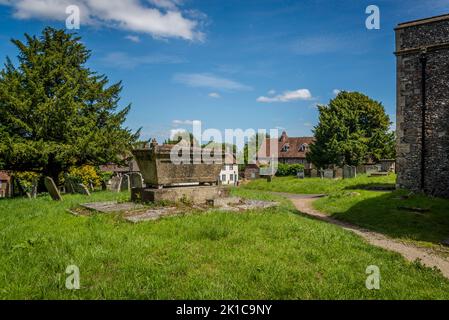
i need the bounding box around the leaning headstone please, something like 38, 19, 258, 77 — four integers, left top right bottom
323, 169, 334, 179
76, 183, 91, 196
109, 176, 122, 192
44, 177, 62, 201
297, 171, 305, 179
120, 174, 131, 192
129, 172, 143, 189
310, 169, 318, 178
88, 180, 95, 192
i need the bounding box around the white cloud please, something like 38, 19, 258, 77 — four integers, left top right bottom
303, 122, 313, 127
257, 88, 312, 103
125, 35, 141, 43
333, 89, 341, 95
208, 92, 221, 98
268, 89, 276, 95
170, 128, 187, 139
0, 0, 204, 41
172, 119, 201, 127
148, 0, 182, 10
102, 51, 184, 69
173, 73, 252, 91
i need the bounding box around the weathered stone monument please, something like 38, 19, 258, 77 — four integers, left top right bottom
109, 176, 122, 193
129, 172, 144, 189
76, 183, 91, 196
343, 165, 357, 179
120, 174, 131, 192
131, 140, 225, 204
395, 14, 449, 198
44, 177, 62, 201
323, 169, 334, 179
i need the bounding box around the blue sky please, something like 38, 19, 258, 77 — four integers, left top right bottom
0, 0, 448, 143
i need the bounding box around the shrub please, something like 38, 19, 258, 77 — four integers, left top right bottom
14, 171, 40, 193
276, 164, 305, 177
66, 165, 101, 187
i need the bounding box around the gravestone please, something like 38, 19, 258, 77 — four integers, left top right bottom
310, 169, 318, 178
129, 172, 143, 189
44, 177, 62, 201
120, 174, 130, 192
77, 183, 91, 196
297, 171, 305, 179
109, 176, 122, 192
64, 177, 76, 194
323, 169, 334, 179
343, 165, 357, 179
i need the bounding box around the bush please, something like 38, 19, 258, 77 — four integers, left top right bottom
276, 164, 305, 177
14, 171, 40, 193
65, 165, 101, 187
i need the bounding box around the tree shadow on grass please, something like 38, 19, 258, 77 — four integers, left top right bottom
344, 183, 396, 191
327, 191, 449, 244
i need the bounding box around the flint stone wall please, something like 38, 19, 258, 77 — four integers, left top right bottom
395, 15, 449, 198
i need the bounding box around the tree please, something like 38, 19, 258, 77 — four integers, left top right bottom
0, 27, 138, 183
307, 91, 395, 169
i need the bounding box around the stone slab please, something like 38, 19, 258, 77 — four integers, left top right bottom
131, 186, 228, 204
80, 201, 145, 213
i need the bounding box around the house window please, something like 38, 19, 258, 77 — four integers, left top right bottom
281, 144, 290, 152
299, 143, 309, 152
222, 174, 226, 181
230, 174, 234, 181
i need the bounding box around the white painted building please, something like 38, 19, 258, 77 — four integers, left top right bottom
219, 164, 239, 185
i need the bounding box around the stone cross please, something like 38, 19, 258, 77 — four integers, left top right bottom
44, 177, 62, 201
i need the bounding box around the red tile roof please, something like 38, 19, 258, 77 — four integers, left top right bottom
0, 171, 11, 181
258, 132, 314, 159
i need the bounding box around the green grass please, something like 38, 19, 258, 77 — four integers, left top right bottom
242, 174, 396, 195
244, 174, 449, 249
1, 189, 449, 299
314, 190, 449, 246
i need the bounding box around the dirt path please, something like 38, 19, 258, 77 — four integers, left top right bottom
274, 192, 449, 279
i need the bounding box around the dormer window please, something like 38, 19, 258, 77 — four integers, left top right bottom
281, 144, 290, 152
299, 143, 308, 152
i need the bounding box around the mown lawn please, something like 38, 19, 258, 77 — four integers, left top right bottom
242, 174, 396, 195
1, 188, 449, 299
314, 190, 449, 246
245, 175, 449, 249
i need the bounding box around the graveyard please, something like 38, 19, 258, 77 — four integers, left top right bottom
2, 183, 449, 299
1, 2, 449, 303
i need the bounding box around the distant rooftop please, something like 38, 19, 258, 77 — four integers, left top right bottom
396, 13, 449, 30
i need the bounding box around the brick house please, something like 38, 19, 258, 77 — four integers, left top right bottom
0, 171, 11, 198
258, 131, 314, 168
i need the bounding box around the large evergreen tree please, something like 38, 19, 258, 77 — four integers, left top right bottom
307, 91, 395, 169
0, 27, 138, 182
